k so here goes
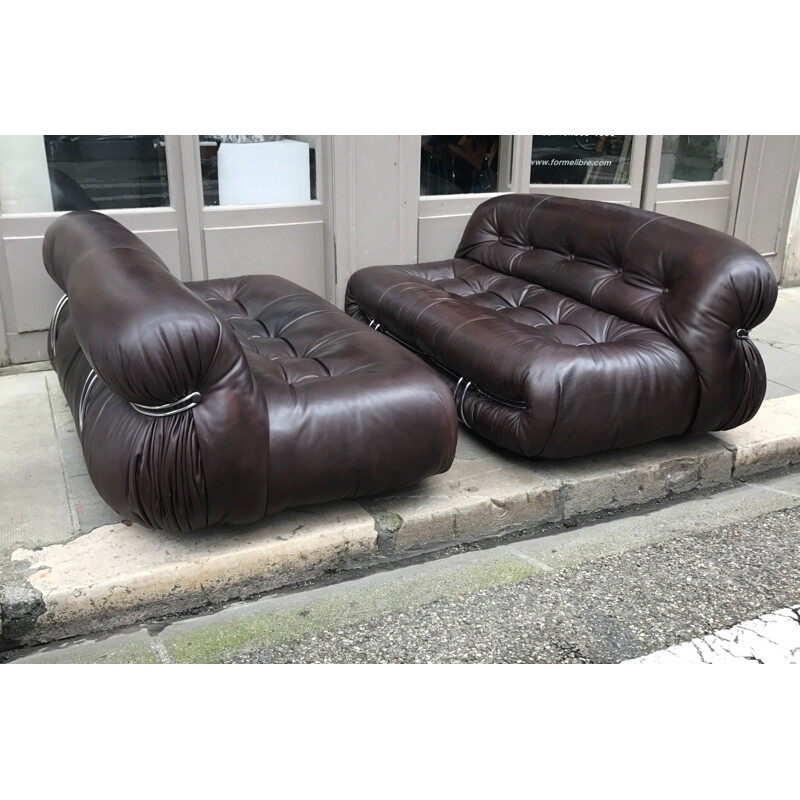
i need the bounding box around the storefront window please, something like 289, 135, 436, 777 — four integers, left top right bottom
420, 136, 510, 195
199, 135, 317, 206
659, 135, 727, 183
530, 135, 633, 185
0, 135, 169, 213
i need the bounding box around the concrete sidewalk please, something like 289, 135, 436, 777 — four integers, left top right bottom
1, 288, 799, 651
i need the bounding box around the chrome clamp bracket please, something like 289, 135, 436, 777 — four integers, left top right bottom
79, 366, 201, 433
453, 377, 474, 428
48, 294, 69, 358
129, 392, 202, 418
78, 369, 100, 434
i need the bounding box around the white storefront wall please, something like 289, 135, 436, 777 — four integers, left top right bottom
0, 134, 798, 366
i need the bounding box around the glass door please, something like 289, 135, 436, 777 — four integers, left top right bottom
183, 135, 332, 299
415, 135, 647, 263
0, 135, 186, 363
641, 135, 746, 233
528, 134, 647, 205
417, 135, 527, 261
0, 134, 334, 364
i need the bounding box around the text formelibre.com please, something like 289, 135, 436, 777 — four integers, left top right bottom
531, 158, 613, 167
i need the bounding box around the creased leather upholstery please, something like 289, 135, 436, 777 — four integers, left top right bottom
44, 211, 457, 531
345, 194, 778, 458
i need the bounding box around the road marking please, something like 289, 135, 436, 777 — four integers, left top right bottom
625, 605, 800, 664
151, 639, 175, 664
508, 546, 554, 571
748, 483, 800, 500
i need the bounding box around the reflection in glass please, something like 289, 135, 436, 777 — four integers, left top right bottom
0, 135, 169, 213
659, 136, 727, 183
200, 135, 317, 207
530, 135, 632, 185
420, 136, 509, 195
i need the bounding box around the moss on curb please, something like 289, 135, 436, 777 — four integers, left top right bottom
161, 553, 541, 664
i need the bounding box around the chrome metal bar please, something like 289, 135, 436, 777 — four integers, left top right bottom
129, 392, 202, 418
79, 366, 200, 427
459, 381, 473, 428
78, 369, 99, 434
48, 294, 69, 358
453, 377, 465, 418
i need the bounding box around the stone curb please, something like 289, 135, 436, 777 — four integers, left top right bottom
710, 394, 800, 477
2, 394, 799, 650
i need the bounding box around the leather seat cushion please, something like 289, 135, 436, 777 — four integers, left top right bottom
189, 275, 458, 511
346, 260, 700, 458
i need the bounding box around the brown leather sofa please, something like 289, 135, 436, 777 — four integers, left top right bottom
44, 211, 457, 531
346, 193, 778, 459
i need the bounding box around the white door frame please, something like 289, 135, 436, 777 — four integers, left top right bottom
330, 135, 421, 308
641, 135, 747, 234
733, 135, 800, 279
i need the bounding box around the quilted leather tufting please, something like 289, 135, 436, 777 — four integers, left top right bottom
346, 193, 778, 458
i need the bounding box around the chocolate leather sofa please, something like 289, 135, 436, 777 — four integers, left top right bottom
346, 193, 778, 459
44, 211, 457, 531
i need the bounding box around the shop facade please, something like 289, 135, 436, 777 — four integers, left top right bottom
1, 134, 798, 365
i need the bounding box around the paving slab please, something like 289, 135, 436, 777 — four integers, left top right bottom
711, 393, 800, 477
751, 342, 800, 394
7, 627, 161, 665
752, 287, 800, 394
752, 286, 800, 347
764, 380, 797, 400
45, 373, 119, 533
0, 371, 74, 556
0, 360, 51, 378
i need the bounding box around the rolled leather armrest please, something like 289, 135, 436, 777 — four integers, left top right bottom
43, 211, 246, 407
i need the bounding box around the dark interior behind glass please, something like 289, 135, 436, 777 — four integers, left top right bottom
44, 136, 169, 211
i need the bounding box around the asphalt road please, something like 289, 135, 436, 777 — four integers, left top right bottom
232, 504, 800, 664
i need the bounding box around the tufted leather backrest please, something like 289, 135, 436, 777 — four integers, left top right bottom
455, 194, 778, 432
